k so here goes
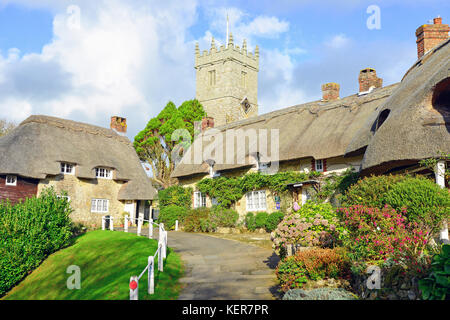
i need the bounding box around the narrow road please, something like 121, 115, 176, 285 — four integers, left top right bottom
122, 226, 280, 300
168, 231, 280, 300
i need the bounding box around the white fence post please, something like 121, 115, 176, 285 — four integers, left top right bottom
109, 216, 114, 231
102, 216, 105, 230
162, 231, 167, 259
137, 217, 143, 236
148, 256, 154, 294
158, 245, 163, 272
124, 215, 128, 232
148, 219, 153, 239
129, 276, 138, 300
175, 220, 178, 231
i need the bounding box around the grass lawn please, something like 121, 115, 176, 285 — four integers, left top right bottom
3, 230, 184, 300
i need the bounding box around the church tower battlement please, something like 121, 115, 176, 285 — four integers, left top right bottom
195, 32, 259, 126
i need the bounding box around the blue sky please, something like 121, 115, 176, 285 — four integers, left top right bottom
0, 0, 449, 139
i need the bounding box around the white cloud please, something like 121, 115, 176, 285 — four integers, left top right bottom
327, 33, 351, 49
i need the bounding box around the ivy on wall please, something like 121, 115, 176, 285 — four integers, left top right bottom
196, 171, 323, 208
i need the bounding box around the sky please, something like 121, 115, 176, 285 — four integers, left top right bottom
0, 0, 449, 139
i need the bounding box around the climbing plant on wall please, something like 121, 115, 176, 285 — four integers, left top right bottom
196, 171, 322, 208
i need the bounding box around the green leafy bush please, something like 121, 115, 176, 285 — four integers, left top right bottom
0, 188, 73, 296
245, 212, 256, 231
158, 205, 188, 230
276, 247, 350, 292
419, 244, 450, 300
183, 208, 210, 232
255, 212, 269, 229
158, 185, 192, 209
210, 207, 239, 228
340, 174, 407, 207
383, 177, 450, 230
265, 211, 285, 232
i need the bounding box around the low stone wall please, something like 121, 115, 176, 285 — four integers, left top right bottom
351, 267, 421, 300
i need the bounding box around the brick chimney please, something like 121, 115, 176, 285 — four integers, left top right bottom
321, 83, 340, 101
201, 117, 214, 132
416, 16, 450, 59
358, 68, 383, 93
110, 116, 127, 134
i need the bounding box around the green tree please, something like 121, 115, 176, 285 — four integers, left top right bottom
0, 119, 16, 137
133, 99, 206, 188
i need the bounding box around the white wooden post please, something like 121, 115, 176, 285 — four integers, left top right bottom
129, 276, 138, 300
175, 220, 179, 231
149, 219, 153, 238
148, 256, 154, 294
124, 215, 128, 232
137, 217, 143, 236
159, 223, 164, 242
435, 160, 449, 242
161, 231, 167, 260
109, 216, 114, 231
158, 245, 163, 272
102, 216, 105, 230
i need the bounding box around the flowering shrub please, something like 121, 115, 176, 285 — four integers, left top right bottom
276, 247, 351, 292
271, 203, 347, 254
339, 205, 433, 275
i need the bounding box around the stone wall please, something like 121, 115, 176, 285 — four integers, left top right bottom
37, 174, 126, 228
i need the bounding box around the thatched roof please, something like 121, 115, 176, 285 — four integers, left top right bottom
0, 115, 157, 200
172, 84, 398, 178
356, 39, 450, 174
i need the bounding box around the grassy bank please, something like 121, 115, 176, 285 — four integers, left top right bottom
3, 230, 183, 300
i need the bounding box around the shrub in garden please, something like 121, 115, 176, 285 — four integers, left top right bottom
340, 174, 407, 207
419, 244, 450, 300
383, 177, 450, 232
0, 188, 73, 296
158, 185, 192, 209
265, 211, 285, 232
245, 212, 256, 231
282, 288, 358, 300
158, 205, 188, 230
255, 212, 269, 229
276, 247, 351, 292
338, 205, 432, 273
183, 208, 210, 232
271, 202, 345, 255
210, 207, 239, 228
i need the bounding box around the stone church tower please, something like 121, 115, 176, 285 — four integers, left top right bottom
195, 32, 259, 126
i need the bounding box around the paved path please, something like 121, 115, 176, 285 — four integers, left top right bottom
122, 226, 280, 300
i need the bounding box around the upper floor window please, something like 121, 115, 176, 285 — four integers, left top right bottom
246, 190, 266, 212
194, 191, 206, 208
315, 159, 324, 172
5, 175, 17, 186
209, 70, 216, 86
95, 167, 112, 179
60, 162, 74, 175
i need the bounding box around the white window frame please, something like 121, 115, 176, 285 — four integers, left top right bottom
60, 162, 75, 175
246, 190, 267, 212
5, 175, 17, 186
95, 167, 112, 179
194, 191, 206, 208
91, 199, 109, 213
315, 159, 324, 172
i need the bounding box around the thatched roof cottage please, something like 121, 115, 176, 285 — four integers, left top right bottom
0, 115, 157, 227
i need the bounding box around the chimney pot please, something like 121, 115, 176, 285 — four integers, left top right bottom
358, 68, 383, 93
110, 116, 127, 134
321, 83, 340, 101
416, 17, 449, 59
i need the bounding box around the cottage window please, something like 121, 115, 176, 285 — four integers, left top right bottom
60, 162, 74, 174
91, 199, 109, 213
95, 167, 112, 179
194, 191, 206, 208
5, 175, 17, 186
246, 190, 266, 212
315, 159, 324, 172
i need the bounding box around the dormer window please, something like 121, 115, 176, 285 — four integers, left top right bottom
5, 175, 17, 186
95, 167, 112, 179
60, 162, 74, 175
